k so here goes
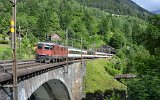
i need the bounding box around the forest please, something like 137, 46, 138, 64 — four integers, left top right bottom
75, 0, 152, 19
0, 0, 160, 99
0, 0, 148, 58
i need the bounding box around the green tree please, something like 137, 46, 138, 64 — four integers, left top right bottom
49, 12, 61, 31
128, 56, 160, 100
142, 15, 160, 55
109, 33, 125, 49
83, 11, 99, 35
98, 16, 112, 35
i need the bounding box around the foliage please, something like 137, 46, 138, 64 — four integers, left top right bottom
18, 36, 34, 59
126, 15, 160, 99
127, 56, 160, 100
109, 33, 125, 49
142, 15, 160, 55
0, 44, 12, 60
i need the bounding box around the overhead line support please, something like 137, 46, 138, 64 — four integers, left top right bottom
11, 0, 18, 100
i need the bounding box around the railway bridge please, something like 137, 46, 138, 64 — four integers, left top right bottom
0, 60, 86, 100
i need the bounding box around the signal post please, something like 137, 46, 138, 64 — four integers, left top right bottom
10, 0, 18, 100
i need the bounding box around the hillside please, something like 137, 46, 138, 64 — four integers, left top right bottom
0, 0, 147, 60
75, 0, 152, 19
83, 58, 127, 99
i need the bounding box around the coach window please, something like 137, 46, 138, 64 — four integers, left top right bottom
44, 45, 50, 50
50, 46, 54, 50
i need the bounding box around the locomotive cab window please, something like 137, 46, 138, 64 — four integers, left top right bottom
38, 44, 43, 49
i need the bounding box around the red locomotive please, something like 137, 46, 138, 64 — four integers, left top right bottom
35, 42, 68, 62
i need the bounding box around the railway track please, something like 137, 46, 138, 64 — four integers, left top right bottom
0, 59, 85, 83
0, 60, 37, 73
0, 59, 49, 83
0, 59, 35, 64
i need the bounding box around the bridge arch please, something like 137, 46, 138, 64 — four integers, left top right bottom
28, 79, 70, 100
17, 65, 71, 100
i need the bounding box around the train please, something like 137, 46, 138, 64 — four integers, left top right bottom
35, 42, 113, 63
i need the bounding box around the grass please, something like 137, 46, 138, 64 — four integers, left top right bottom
0, 44, 12, 60
84, 58, 127, 93
0, 44, 11, 52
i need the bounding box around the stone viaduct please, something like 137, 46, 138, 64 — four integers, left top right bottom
0, 61, 86, 100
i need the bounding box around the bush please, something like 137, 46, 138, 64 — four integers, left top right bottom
0, 49, 12, 60
0, 40, 8, 44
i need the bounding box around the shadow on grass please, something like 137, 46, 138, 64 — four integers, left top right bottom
82, 89, 126, 100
